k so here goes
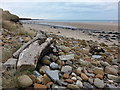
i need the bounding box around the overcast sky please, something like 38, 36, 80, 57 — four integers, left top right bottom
0, 0, 119, 20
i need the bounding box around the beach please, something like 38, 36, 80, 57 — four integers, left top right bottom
23, 21, 118, 45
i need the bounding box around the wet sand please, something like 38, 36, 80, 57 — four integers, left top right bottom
23, 21, 118, 45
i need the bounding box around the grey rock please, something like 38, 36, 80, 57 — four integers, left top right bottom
94, 78, 105, 88
76, 80, 83, 88
33, 71, 41, 77
61, 81, 68, 86
39, 66, 50, 74
107, 74, 120, 82
84, 82, 94, 88
18, 75, 33, 88
105, 84, 118, 89
59, 54, 74, 61
84, 68, 95, 77
71, 77, 77, 81
50, 62, 59, 69
67, 84, 79, 89
65, 60, 73, 65
61, 65, 72, 73
92, 55, 102, 59
88, 78, 94, 84
46, 70, 59, 82
100, 61, 110, 66
105, 66, 118, 75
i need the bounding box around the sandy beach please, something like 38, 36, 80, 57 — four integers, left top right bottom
23, 21, 118, 45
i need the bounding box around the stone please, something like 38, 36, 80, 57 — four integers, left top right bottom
39, 66, 50, 74
56, 80, 62, 86
84, 68, 95, 77
77, 76, 82, 81
37, 75, 43, 83
65, 79, 74, 84
42, 74, 51, 85
76, 67, 83, 75
34, 83, 47, 89
65, 60, 73, 65
18, 75, 33, 88
42, 59, 51, 65
92, 55, 102, 59
63, 73, 69, 79
88, 78, 94, 84
46, 82, 53, 88
67, 84, 79, 89
56, 60, 64, 66
105, 84, 118, 89
46, 70, 59, 82
50, 62, 59, 69
94, 68, 104, 75
61, 66, 72, 73
107, 74, 119, 81
83, 82, 94, 88
51, 55, 58, 62
59, 54, 74, 61
100, 61, 110, 67
57, 45, 71, 53
105, 66, 118, 75
76, 80, 83, 88
23, 36, 31, 42
79, 59, 91, 67
61, 81, 68, 86
71, 72, 77, 77
95, 74, 103, 79
33, 71, 41, 77
81, 73, 88, 81
28, 75, 38, 83
94, 78, 105, 88
71, 77, 77, 81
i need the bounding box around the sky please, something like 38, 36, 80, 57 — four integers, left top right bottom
0, 0, 119, 20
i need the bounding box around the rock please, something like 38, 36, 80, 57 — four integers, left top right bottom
61, 81, 68, 86
65, 79, 73, 84
67, 84, 79, 89
61, 65, 72, 73
107, 74, 119, 81
23, 36, 31, 42
59, 54, 74, 61
56, 80, 62, 86
71, 72, 77, 77
34, 83, 47, 89
76, 80, 83, 88
39, 66, 50, 74
93, 68, 104, 75
37, 75, 43, 83
71, 77, 77, 81
105, 66, 118, 75
92, 55, 102, 59
105, 84, 118, 89
83, 82, 94, 88
95, 74, 103, 79
42, 74, 51, 85
100, 61, 110, 67
57, 45, 71, 53
76, 67, 83, 75
50, 62, 59, 69
65, 60, 73, 65
63, 73, 69, 79
51, 55, 58, 62
88, 78, 94, 84
42, 59, 51, 65
33, 71, 41, 77
94, 78, 105, 88
28, 75, 38, 83
46, 82, 53, 88
81, 73, 88, 81
18, 75, 33, 88
84, 68, 95, 77
76, 76, 82, 81
56, 60, 64, 66
79, 59, 91, 67
46, 70, 59, 82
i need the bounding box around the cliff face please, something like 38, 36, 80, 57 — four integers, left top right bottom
0, 8, 19, 22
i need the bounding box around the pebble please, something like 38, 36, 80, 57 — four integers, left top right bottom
100, 61, 110, 67
76, 67, 83, 75
50, 62, 59, 69
37, 75, 43, 83
33, 71, 41, 77
88, 78, 94, 84
105, 66, 118, 75
105, 84, 118, 89
67, 84, 79, 89
107, 74, 119, 81
51, 55, 58, 62
93, 68, 104, 75
81, 73, 88, 81
34, 83, 47, 89
28, 75, 38, 83
71, 72, 77, 77
46, 70, 59, 82
65, 79, 74, 84
63, 73, 69, 79
59, 54, 74, 61
61, 65, 72, 73
83, 82, 94, 88
95, 74, 103, 79
94, 78, 105, 88
42, 74, 51, 85
18, 75, 33, 88
42, 59, 51, 65
39, 66, 50, 74
71, 77, 77, 81
92, 55, 102, 59
46, 82, 53, 88
76, 80, 83, 88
